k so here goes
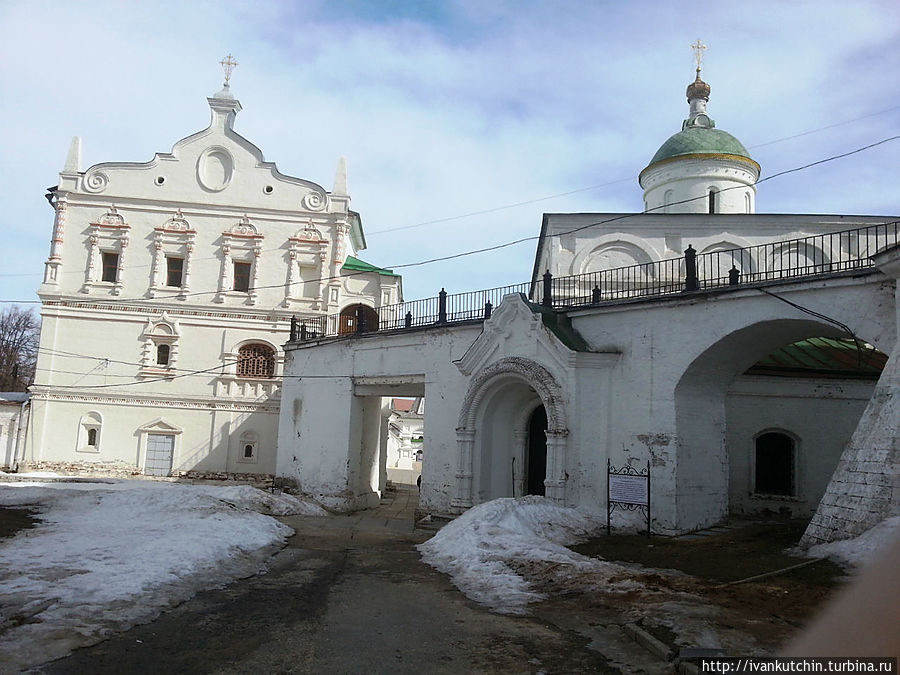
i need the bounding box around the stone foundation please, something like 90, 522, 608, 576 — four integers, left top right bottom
15, 460, 274, 486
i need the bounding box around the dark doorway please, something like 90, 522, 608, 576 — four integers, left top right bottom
526, 405, 547, 496
339, 304, 379, 334
755, 432, 794, 496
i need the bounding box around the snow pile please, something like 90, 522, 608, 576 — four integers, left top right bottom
418, 496, 623, 614
0, 481, 323, 671
805, 515, 900, 567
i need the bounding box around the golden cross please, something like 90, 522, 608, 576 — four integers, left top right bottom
219, 53, 238, 84
691, 39, 707, 71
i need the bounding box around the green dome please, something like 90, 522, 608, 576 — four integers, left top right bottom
647, 126, 754, 167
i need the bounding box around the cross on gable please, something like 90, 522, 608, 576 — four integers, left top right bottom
219, 53, 238, 84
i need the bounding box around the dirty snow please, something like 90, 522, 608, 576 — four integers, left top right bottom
417, 495, 632, 614
805, 515, 900, 567
418, 496, 900, 656
0, 480, 325, 672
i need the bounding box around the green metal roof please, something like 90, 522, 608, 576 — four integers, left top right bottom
746, 337, 887, 379
647, 126, 755, 167
341, 256, 398, 277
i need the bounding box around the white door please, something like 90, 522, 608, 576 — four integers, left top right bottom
144, 433, 175, 476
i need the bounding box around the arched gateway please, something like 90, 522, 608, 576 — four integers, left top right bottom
452, 357, 569, 511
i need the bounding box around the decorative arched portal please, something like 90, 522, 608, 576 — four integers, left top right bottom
453, 357, 568, 511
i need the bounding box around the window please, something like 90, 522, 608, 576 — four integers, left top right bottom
101, 252, 119, 283
238, 431, 258, 463
156, 344, 171, 366
166, 257, 184, 287
237, 343, 275, 378
77, 411, 102, 453
233, 261, 251, 292
708, 189, 717, 214
755, 432, 795, 496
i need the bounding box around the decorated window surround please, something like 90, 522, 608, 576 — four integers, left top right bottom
149, 210, 196, 300
214, 216, 264, 305
283, 221, 329, 308
237, 429, 259, 464
139, 313, 180, 378
76, 411, 103, 453
81, 206, 130, 295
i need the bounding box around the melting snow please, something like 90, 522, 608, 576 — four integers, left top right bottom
0, 480, 324, 671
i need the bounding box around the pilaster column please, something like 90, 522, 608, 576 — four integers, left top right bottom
149, 240, 163, 296
512, 430, 528, 497
249, 244, 261, 305
44, 200, 66, 284
82, 235, 99, 293
283, 248, 299, 307
181, 243, 193, 297
113, 237, 128, 295
544, 430, 569, 504
214, 244, 231, 303
451, 428, 476, 512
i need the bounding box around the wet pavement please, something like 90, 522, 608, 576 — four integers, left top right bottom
34, 485, 665, 674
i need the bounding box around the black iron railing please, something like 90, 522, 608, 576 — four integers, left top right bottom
290, 222, 899, 342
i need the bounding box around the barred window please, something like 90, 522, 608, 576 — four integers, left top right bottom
237, 343, 275, 378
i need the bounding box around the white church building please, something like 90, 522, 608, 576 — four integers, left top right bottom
23, 73, 401, 479
276, 62, 898, 537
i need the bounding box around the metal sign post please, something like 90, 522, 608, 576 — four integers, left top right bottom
607, 459, 651, 537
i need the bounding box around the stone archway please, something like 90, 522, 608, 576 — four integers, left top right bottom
452, 357, 568, 511
673, 318, 885, 531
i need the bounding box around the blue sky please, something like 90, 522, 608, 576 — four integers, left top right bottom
1, 0, 898, 303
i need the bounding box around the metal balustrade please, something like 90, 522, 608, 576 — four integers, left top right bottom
290, 221, 899, 342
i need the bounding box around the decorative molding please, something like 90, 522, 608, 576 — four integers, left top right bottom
303, 190, 328, 211
457, 356, 568, 432
30, 390, 280, 413
83, 170, 109, 193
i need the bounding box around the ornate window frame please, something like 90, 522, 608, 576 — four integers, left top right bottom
237, 430, 259, 464
214, 216, 263, 305
139, 313, 180, 377
82, 206, 130, 295
76, 411, 103, 453
149, 210, 195, 300
282, 221, 329, 308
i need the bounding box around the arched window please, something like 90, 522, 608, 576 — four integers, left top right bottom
238, 430, 258, 463
339, 304, 379, 335
156, 344, 171, 366
237, 344, 275, 378
708, 188, 717, 214
664, 189, 674, 214
77, 411, 102, 452
755, 432, 795, 496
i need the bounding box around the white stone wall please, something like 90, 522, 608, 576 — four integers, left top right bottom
278, 274, 895, 533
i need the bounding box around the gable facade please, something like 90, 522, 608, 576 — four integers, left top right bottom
25, 84, 401, 479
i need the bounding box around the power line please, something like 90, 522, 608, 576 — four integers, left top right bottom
2, 134, 898, 306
